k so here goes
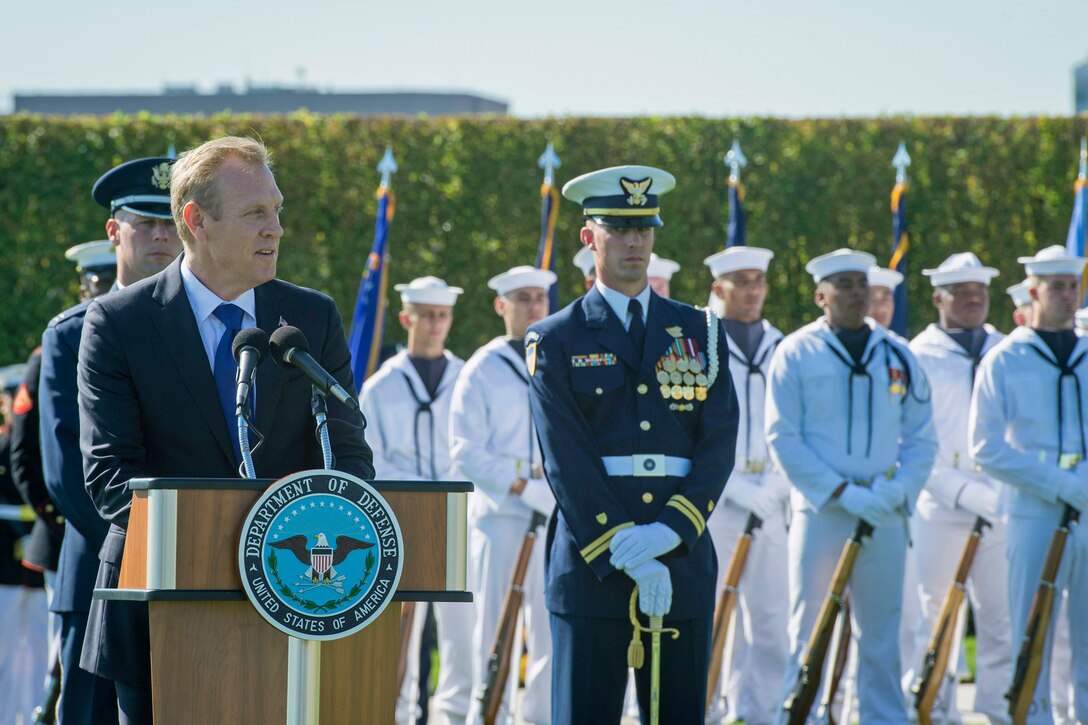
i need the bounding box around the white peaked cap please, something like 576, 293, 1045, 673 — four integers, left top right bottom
703, 246, 773, 278
488, 265, 558, 296
64, 240, 116, 270
394, 276, 464, 306
573, 246, 596, 278
868, 267, 904, 291
805, 249, 877, 283
647, 253, 680, 281
1017, 245, 1088, 277
922, 252, 1000, 287
1006, 280, 1032, 307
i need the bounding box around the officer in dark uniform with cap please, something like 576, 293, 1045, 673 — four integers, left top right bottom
39, 158, 180, 725
527, 165, 738, 724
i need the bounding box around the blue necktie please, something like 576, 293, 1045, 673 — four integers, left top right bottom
628, 298, 646, 358
213, 303, 245, 464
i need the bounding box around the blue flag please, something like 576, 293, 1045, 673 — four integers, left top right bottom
1065, 177, 1088, 304
727, 179, 746, 247
347, 187, 394, 385
889, 182, 909, 337
536, 180, 561, 313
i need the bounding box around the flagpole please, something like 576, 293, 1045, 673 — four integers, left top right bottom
537, 142, 562, 313
889, 142, 912, 336
723, 140, 747, 248
1066, 137, 1088, 303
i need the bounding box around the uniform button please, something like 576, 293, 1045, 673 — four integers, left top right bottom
642, 492, 653, 504
637, 384, 648, 394
45, 504, 54, 513
640, 421, 651, 431
595, 387, 603, 395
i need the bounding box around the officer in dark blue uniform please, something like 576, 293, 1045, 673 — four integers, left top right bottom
39, 158, 180, 725
527, 165, 738, 724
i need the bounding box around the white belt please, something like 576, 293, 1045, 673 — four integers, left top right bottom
602, 455, 692, 478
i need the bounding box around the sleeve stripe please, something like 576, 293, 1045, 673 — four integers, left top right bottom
580, 522, 635, 563
666, 495, 705, 536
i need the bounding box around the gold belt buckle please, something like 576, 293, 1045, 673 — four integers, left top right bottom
745, 459, 765, 475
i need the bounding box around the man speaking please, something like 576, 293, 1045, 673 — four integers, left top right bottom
77, 136, 375, 723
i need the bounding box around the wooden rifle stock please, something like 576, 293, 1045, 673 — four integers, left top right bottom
706, 513, 762, 712
912, 516, 990, 725
1007, 504, 1080, 724
479, 511, 547, 725
395, 602, 417, 695
783, 520, 873, 725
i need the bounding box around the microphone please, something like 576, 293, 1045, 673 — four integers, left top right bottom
268, 326, 361, 412
232, 328, 269, 412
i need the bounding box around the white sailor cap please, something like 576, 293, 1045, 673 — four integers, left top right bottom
573, 246, 596, 278
393, 276, 463, 306
703, 246, 774, 278
1017, 245, 1088, 277
922, 252, 1000, 287
1006, 280, 1032, 307
1077, 308, 1088, 330
868, 267, 904, 291
647, 253, 680, 281
487, 265, 558, 296
64, 240, 116, 271
562, 165, 676, 228
805, 249, 877, 283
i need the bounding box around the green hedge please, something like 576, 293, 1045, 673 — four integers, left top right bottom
1, 113, 1085, 366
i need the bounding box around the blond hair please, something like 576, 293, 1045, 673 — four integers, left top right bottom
171, 136, 272, 246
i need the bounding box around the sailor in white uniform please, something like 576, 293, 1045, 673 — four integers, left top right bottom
452, 266, 557, 725
703, 246, 790, 725
868, 267, 905, 331
1007, 279, 1033, 328
908, 252, 1011, 724
766, 248, 937, 725
971, 245, 1088, 725
360, 276, 474, 725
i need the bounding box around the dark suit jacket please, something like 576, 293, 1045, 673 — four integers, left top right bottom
41, 299, 107, 613
77, 257, 375, 688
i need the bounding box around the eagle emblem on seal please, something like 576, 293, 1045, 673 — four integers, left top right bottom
150, 162, 172, 190
620, 177, 652, 207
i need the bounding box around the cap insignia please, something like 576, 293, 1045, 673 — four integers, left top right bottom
150, 162, 172, 190
620, 177, 652, 207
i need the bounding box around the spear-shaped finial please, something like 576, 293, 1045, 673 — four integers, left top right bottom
724, 140, 747, 184
892, 142, 911, 184
377, 146, 398, 188
166, 145, 177, 160
1078, 137, 1087, 181
539, 142, 561, 185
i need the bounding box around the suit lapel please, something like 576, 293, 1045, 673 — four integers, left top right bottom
150, 259, 235, 464
583, 286, 640, 371
640, 294, 681, 380
254, 282, 286, 456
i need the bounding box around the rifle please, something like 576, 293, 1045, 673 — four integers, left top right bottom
479, 511, 546, 725
912, 516, 990, 725
706, 512, 762, 712
783, 520, 873, 725
1007, 504, 1080, 724
395, 602, 417, 695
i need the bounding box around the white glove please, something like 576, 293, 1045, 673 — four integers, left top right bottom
519, 478, 556, 516
956, 481, 1000, 521
626, 559, 672, 617
1058, 474, 1088, 513
609, 522, 682, 570
871, 477, 907, 512
723, 476, 781, 521
838, 484, 894, 528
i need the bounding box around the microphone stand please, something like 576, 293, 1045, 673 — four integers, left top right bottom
311, 386, 334, 469
238, 400, 256, 480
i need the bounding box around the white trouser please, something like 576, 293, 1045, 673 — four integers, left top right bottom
466, 514, 551, 725
775, 505, 909, 725
910, 515, 1012, 724
397, 598, 476, 725
1007, 510, 1088, 725
706, 500, 790, 724
0, 585, 48, 725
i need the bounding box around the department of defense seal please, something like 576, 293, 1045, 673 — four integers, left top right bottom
239, 470, 404, 641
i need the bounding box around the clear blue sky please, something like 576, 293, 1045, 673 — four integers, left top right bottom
4, 0, 1086, 117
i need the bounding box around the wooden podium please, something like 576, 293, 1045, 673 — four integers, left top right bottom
101, 477, 471, 725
